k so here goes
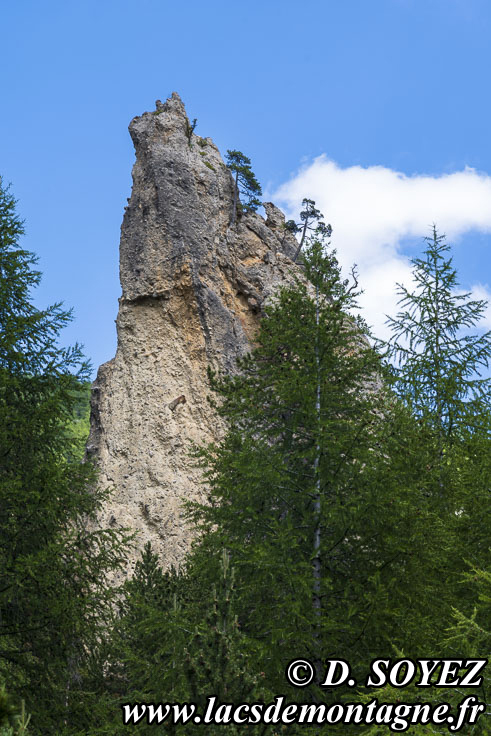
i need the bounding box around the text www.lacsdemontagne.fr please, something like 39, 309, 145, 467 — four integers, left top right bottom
122, 694, 486, 732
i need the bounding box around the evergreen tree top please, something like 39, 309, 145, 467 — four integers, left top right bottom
384, 226, 491, 437
0, 178, 89, 381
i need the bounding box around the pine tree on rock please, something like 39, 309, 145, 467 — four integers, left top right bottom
225, 150, 262, 225
288, 198, 332, 262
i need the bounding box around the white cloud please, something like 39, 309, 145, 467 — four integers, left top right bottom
471, 284, 491, 329
272, 158, 491, 340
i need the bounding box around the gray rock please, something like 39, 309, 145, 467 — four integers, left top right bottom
88, 93, 303, 578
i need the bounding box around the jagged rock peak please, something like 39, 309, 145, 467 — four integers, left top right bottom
130, 92, 189, 148
155, 91, 185, 111
88, 94, 303, 577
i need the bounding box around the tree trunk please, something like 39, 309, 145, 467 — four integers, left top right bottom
313, 281, 322, 683
293, 218, 310, 262
231, 171, 238, 225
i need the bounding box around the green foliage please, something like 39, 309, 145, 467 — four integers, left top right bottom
181, 550, 272, 734
204, 160, 216, 172
72, 223, 489, 733
64, 380, 91, 461
0, 694, 30, 736
225, 149, 262, 224
1, 166, 488, 734
384, 226, 491, 439
441, 569, 491, 735
379, 226, 491, 729
284, 218, 301, 234
0, 178, 130, 734
185, 117, 198, 144
57, 221, 489, 733
383, 225, 491, 584
187, 232, 444, 697
111, 543, 185, 701
83, 544, 201, 732
290, 198, 332, 262
91, 544, 271, 735
0, 685, 18, 732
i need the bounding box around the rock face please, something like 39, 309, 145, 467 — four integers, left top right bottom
88, 93, 302, 576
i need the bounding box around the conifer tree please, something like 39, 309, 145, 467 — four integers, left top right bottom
382, 226, 491, 690
286, 198, 332, 262
384, 225, 491, 440
108, 542, 184, 708
445, 564, 491, 723
181, 551, 272, 734
225, 150, 262, 224
189, 230, 428, 693
0, 178, 129, 733
98, 545, 270, 735
383, 227, 491, 539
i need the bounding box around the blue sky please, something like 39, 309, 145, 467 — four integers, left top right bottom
2, 0, 491, 373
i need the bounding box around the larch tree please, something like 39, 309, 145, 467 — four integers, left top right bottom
382, 226, 491, 560
383, 225, 490, 441
188, 229, 431, 696
0, 178, 129, 734
363, 226, 491, 732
